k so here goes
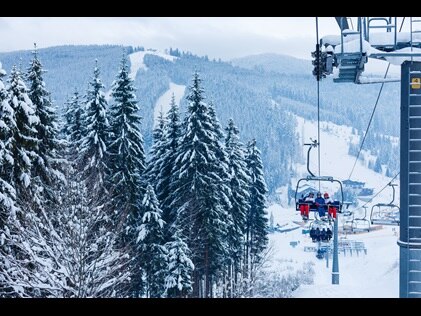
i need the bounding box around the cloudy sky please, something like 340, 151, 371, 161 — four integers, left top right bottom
0, 17, 341, 60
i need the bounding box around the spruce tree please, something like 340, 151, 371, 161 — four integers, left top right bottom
225, 118, 250, 293
164, 229, 194, 298
374, 157, 382, 173
208, 101, 225, 142
245, 139, 268, 277
170, 72, 230, 297
0, 63, 18, 296
27, 45, 63, 208
1, 66, 44, 297
145, 110, 166, 189
108, 54, 145, 226
79, 61, 110, 211
136, 185, 167, 298
107, 54, 146, 296
0, 62, 14, 177
63, 90, 84, 155
0, 62, 16, 225
155, 94, 182, 233
7, 66, 41, 210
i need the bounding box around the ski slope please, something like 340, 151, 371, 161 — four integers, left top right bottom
129, 50, 177, 79
266, 116, 399, 297
153, 82, 186, 127
104, 50, 179, 102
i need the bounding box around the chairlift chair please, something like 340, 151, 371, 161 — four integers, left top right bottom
342, 210, 355, 232
351, 206, 371, 232
370, 183, 400, 226
295, 139, 346, 221
309, 219, 333, 243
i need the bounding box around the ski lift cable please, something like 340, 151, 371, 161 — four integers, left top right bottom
347, 17, 406, 181
347, 64, 390, 180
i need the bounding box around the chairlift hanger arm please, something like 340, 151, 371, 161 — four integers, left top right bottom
390, 183, 396, 205
304, 139, 319, 177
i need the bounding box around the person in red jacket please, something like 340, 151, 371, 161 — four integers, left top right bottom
324, 192, 337, 219
300, 192, 314, 220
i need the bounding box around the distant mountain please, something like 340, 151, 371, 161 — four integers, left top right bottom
231, 53, 312, 74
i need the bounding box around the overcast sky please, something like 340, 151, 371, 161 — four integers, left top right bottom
0, 17, 342, 60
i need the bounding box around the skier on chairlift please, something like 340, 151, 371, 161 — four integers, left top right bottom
324, 192, 337, 220
300, 192, 315, 220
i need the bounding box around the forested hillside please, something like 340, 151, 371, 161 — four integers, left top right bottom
0, 45, 400, 193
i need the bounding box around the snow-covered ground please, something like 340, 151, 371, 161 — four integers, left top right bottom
266, 116, 399, 297
153, 82, 186, 126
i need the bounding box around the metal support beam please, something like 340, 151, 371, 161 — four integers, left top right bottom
370, 53, 421, 58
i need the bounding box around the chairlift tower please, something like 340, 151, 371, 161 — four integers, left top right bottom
317, 17, 421, 298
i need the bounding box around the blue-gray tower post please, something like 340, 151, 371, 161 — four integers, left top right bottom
399, 60, 421, 298
332, 217, 339, 284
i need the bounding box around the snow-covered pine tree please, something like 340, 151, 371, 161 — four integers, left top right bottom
245, 139, 268, 281
0, 62, 19, 297
107, 54, 146, 297
136, 185, 167, 298
208, 101, 225, 143
0, 62, 13, 172
164, 229, 194, 298
0, 174, 131, 298
208, 102, 233, 296
79, 60, 110, 213
63, 89, 84, 157
27, 45, 64, 208
0, 62, 16, 226
374, 157, 382, 173
208, 100, 232, 207
7, 66, 41, 211
1, 65, 48, 297
144, 110, 166, 191
155, 94, 182, 234
170, 72, 230, 297
224, 118, 250, 295
108, 53, 145, 228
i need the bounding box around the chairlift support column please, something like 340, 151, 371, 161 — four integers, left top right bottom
332, 217, 339, 284
399, 60, 421, 298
